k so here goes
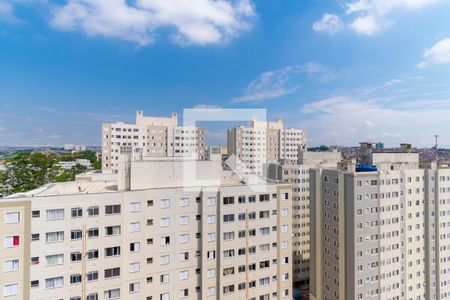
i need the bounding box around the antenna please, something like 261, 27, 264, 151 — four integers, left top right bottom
434, 135, 439, 150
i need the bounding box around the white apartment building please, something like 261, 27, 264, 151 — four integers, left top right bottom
267, 150, 341, 285
1, 158, 292, 300
227, 118, 306, 176
102, 111, 205, 172
310, 143, 450, 300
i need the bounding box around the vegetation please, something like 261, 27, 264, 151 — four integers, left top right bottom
308, 145, 330, 152
0, 150, 100, 197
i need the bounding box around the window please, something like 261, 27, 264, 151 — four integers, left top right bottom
238, 195, 246, 203
207, 251, 216, 259
249, 195, 256, 202
180, 216, 189, 225
223, 232, 235, 241
30, 257, 39, 265
259, 277, 270, 285
46, 254, 63, 266
4, 235, 20, 248
281, 224, 288, 233
129, 262, 140, 273
31, 210, 40, 218
160, 274, 170, 284
130, 222, 141, 232
260, 227, 270, 235
207, 215, 216, 224
207, 287, 216, 296
180, 288, 188, 298
105, 205, 121, 215
160, 218, 170, 227
207, 232, 216, 241
71, 208, 82, 218
179, 234, 189, 244
129, 202, 141, 212
105, 226, 121, 236
180, 197, 189, 207
207, 197, 216, 206
45, 276, 64, 289
259, 194, 269, 202
3, 283, 19, 296
129, 282, 140, 293
44, 231, 63, 243
161, 236, 170, 245
4, 212, 20, 224
207, 268, 215, 278
87, 272, 98, 282
70, 274, 82, 284
87, 206, 99, 216
223, 214, 234, 223
223, 284, 235, 294
147, 200, 154, 206
71, 230, 82, 240
179, 270, 189, 280
30, 280, 39, 288
70, 297, 81, 300
160, 255, 170, 265
87, 249, 99, 260
281, 208, 289, 216
223, 196, 235, 205
160, 199, 170, 209
70, 252, 82, 262
104, 288, 120, 300
46, 209, 64, 220
104, 267, 120, 278
86, 227, 98, 238
223, 249, 235, 258
180, 252, 189, 261
4, 259, 19, 272
161, 293, 170, 300
105, 246, 121, 257
86, 293, 98, 300
130, 242, 140, 252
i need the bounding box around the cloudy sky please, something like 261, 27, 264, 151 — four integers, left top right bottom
1, 0, 450, 147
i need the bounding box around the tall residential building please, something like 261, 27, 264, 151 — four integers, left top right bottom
227, 118, 307, 176
0, 158, 292, 300
102, 111, 205, 172
267, 150, 341, 285
310, 143, 450, 300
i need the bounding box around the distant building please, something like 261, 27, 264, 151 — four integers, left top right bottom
102, 111, 205, 173
64, 144, 87, 152
375, 141, 384, 150
57, 159, 91, 170
205, 146, 228, 161
227, 117, 307, 176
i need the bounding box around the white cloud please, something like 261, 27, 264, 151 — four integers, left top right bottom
0, 127, 7, 133
48, 133, 61, 139
418, 38, 450, 68
314, 0, 441, 36
0, 1, 17, 22
232, 63, 335, 103
312, 13, 344, 34
50, 0, 255, 46
300, 96, 450, 147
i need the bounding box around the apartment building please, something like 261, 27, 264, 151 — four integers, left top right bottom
227, 118, 306, 176
310, 143, 450, 300
102, 111, 205, 172
267, 150, 341, 285
1, 158, 292, 300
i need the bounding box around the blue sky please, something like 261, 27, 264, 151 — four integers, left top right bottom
1, 0, 450, 147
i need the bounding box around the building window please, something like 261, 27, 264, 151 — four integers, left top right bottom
160, 255, 170, 265
180, 197, 189, 207
46, 231, 64, 243
130, 222, 141, 232
129, 202, 141, 212
30, 280, 39, 288
207, 215, 216, 224
129, 282, 140, 293
45, 276, 64, 289
105, 246, 121, 257
105, 205, 121, 215
4, 235, 20, 248
71, 208, 82, 218
4, 212, 20, 224
86, 293, 98, 300
104, 288, 120, 300
87, 272, 98, 282
31, 210, 40, 218
179, 234, 189, 244
46, 254, 63, 266
160, 218, 170, 227
71, 230, 82, 240
130, 242, 140, 252
46, 209, 64, 220
87, 249, 99, 260
129, 262, 140, 273
70, 274, 82, 284
160, 274, 170, 284
4, 259, 19, 272
160, 199, 170, 209
104, 267, 120, 279
105, 226, 121, 236
87, 206, 99, 216
70, 252, 82, 262
3, 283, 19, 296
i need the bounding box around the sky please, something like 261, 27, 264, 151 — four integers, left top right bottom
1, 0, 450, 148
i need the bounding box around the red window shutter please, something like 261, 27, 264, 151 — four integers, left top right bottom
13, 235, 20, 246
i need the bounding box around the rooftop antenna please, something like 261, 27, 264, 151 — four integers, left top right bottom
434, 135, 439, 161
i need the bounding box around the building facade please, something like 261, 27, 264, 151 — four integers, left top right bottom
102, 111, 205, 172
267, 150, 341, 285
310, 143, 450, 300
227, 118, 306, 176
1, 159, 292, 300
